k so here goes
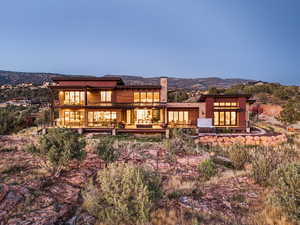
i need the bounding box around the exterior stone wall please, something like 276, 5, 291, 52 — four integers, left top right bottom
198, 133, 287, 147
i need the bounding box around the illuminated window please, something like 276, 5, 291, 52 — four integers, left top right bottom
214, 102, 239, 109
64, 91, 85, 105
63, 111, 84, 127
135, 109, 152, 124
231, 111, 236, 125
225, 111, 231, 125
168, 111, 173, 122
219, 112, 225, 125
154, 92, 160, 102
168, 111, 189, 124
133, 91, 160, 103
214, 111, 238, 126
134, 92, 140, 102
147, 92, 153, 102
100, 91, 112, 102
214, 112, 219, 126
87, 111, 117, 127
140, 92, 147, 102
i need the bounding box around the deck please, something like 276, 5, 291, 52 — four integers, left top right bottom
83, 127, 167, 134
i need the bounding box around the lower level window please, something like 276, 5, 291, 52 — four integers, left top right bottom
63, 111, 84, 127
168, 111, 189, 124
214, 111, 238, 126
88, 111, 117, 126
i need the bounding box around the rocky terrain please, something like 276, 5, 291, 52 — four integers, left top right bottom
0, 131, 269, 225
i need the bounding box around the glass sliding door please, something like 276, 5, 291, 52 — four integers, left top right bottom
213, 111, 238, 126
135, 109, 152, 124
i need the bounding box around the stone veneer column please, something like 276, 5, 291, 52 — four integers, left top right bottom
160, 77, 168, 103
160, 77, 168, 125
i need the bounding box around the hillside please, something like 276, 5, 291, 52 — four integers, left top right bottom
0, 70, 255, 89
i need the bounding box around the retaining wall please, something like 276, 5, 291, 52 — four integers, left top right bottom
197, 133, 287, 147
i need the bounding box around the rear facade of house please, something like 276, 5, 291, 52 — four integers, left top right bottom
49, 76, 253, 133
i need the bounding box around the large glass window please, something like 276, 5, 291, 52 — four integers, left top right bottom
214, 111, 238, 126
64, 91, 85, 105
100, 91, 112, 102
168, 111, 189, 124
88, 111, 117, 127
63, 111, 84, 127
135, 109, 152, 124
133, 91, 160, 103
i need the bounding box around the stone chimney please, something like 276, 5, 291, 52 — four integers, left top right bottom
160, 77, 168, 103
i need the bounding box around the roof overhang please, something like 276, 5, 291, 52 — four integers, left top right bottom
51, 76, 125, 85
199, 94, 253, 102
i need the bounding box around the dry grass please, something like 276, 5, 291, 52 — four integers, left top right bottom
252, 205, 296, 225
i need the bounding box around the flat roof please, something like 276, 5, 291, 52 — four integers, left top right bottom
52, 76, 125, 85
116, 85, 161, 89
199, 94, 252, 101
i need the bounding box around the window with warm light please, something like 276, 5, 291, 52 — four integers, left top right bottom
63, 91, 85, 105
214, 102, 239, 108
133, 91, 160, 103
88, 111, 117, 126
168, 111, 189, 124
214, 111, 238, 126
213, 101, 239, 126
63, 111, 84, 126
100, 91, 112, 102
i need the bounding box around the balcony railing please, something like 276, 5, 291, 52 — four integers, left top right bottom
53, 100, 166, 107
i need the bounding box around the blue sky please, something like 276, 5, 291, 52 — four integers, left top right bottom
0, 0, 299, 85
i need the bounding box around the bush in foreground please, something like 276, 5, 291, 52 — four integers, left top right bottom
251, 145, 297, 186
83, 163, 162, 225
254, 163, 300, 225
198, 159, 217, 181
95, 137, 119, 164
270, 163, 300, 223
227, 146, 251, 170
28, 128, 86, 176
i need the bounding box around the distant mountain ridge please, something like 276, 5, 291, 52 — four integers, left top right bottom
0, 70, 256, 89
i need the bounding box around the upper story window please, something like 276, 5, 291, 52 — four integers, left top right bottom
213, 102, 239, 109
64, 91, 85, 105
100, 91, 112, 102
134, 91, 160, 103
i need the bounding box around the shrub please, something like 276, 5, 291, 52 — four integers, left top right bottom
251, 145, 297, 186
0, 106, 34, 135
198, 159, 217, 181
25, 143, 38, 154
95, 137, 119, 164
82, 163, 162, 225
269, 163, 300, 223
37, 128, 86, 176
227, 146, 250, 170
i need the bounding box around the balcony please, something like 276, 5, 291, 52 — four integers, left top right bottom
53, 100, 166, 108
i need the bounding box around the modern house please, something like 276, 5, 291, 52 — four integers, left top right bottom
49, 76, 254, 134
